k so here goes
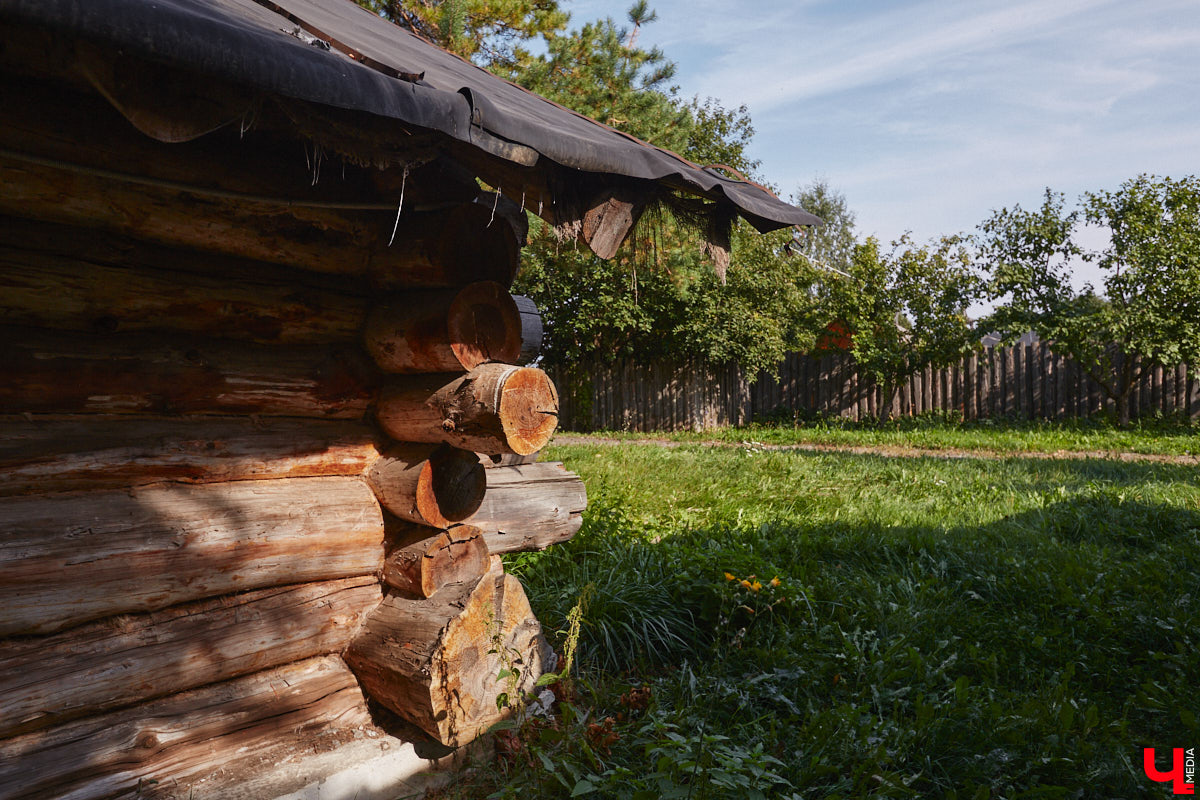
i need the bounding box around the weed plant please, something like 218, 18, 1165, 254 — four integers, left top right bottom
436, 442, 1199, 799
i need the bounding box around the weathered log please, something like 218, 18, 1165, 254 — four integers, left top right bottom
0, 239, 367, 344
512, 294, 545, 365
0, 416, 381, 496
467, 462, 587, 553
0, 215, 373, 297
346, 563, 551, 747
479, 451, 541, 468
0, 155, 518, 289
376, 364, 558, 455
581, 186, 648, 260
0, 655, 372, 800
0, 325, 377, 418
0, 477, 385, 636
365, 443, 485, 527
0, 577, 381, 740
382, 525, 490, 599
363, 281, 523, 374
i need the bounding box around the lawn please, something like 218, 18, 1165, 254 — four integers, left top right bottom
443, 436, 1199, 799
566, 416, 1200, 459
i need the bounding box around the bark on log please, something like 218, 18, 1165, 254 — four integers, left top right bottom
376, 364, 559, 455
0, 477, 385, 636
0, 577, 381, 740
512, 295, 544, 365
0, 156, 518, 290
0, 416, 381, 496
346, 563, 551, 747
0, 655, 371, 800
365, 443, 485, 527
0, 325, 378, 418
466, 462, 587, 553
0, 239, 367, 344
382, 525, 489, 599
363, 282, 522, 373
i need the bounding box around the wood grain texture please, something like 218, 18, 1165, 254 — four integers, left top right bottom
0, 477, 385, 636
0, 416, 381, 496
0, 577, 381, 739
466, 462, 587, 553
382, 526, 489, 599
346, 563, 551, 747
0, 238, 367, 344
366, 443, 485, 527
363, 282, 522, 373
0, 656, 372, 800
0, 325, 378, 418
376, 364, 559, 455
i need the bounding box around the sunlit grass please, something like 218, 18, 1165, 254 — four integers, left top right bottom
560, 415, 1200, 457
455, 441, 1199, 799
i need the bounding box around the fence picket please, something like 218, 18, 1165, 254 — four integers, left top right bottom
553, 346, 1196, 431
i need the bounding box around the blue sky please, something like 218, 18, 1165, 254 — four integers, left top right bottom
564, 0, 1199, 290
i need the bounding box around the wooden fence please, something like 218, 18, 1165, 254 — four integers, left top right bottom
549, 343, 1200, 432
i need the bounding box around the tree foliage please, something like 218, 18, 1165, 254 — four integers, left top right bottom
833, 235, 980, 422
978, 176, 1200, 423
358, 0, 566, 67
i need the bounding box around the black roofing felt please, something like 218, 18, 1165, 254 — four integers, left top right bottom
0, 0, 818, 231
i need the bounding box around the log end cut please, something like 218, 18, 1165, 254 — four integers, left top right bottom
447, 281, 523, 370
367, 444, 486, 528
346, 566, 552, 748
497, 367, 559, 456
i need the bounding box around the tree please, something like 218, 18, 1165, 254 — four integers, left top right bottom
357, 0, 567, 68
789, 179, 856, 276
833, 235, 980, 423
978, 177, 1200, 424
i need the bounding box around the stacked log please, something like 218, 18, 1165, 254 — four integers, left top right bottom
355, 272, 566, 745
0, 70, 585, 798
467, 462, 588, 553
376, 364, 559, 455
346, 559, 552, 747
0, 477, 386, 636
383, 525, 490, 599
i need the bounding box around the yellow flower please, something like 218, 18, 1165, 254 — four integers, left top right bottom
740, 579, 752, 589
749, 581, 763, 593
770, 577, 781, 588
724, 572, 737, 582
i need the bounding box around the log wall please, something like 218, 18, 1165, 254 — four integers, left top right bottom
0, 59, 578, 799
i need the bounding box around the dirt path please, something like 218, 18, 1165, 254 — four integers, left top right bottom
550, 435, 1200, 466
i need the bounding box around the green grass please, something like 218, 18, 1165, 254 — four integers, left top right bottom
445, 440, 1200, 799
561, 415, 1200, 458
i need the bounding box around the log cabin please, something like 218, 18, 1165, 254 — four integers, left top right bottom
0, 1, 818, 797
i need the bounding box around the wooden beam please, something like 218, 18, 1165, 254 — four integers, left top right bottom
382, 525, 489, 599
0, 416, 382, 497
365, 443, 485, 527
0, 325, 378, 418
466, 462, 587, 553
0, 577, 381, 740
346, 562, 551, 747
0, 656, 371, 800
376, 364, 559, 455
581, 186, 648, 260
0, 237, 367, 344
363, 282, 522, 374
0, 156, 519, 290
0, 477, 385, 636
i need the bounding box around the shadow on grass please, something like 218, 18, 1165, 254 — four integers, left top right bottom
510, 493, 1200, 797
